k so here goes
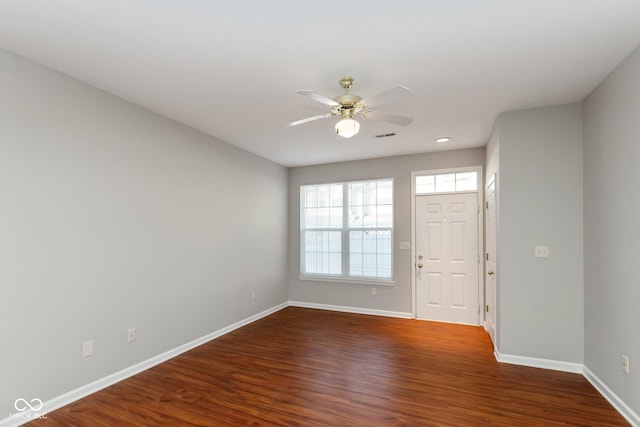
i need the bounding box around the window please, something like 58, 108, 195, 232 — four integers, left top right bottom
415, 171, 477, 194
301, 178, 393, 281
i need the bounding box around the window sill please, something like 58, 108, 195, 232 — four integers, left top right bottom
298, 275, 395, 287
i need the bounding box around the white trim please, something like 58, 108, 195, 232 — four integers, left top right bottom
493, 351, 639, 424
298, 275, 395, 286
410, 172, 417, 318
494, 349, 583, 373
484, 173, 498, 350
288, 300, 412, 319
411, 166, 484, 323
583, 366, 640, 427
0, 302, 288, 427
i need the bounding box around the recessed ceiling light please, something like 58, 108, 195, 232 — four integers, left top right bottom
435, 137, 451, 143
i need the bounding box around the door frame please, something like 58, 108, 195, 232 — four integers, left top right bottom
485, 173, 498, 347
411, 166, 484, 321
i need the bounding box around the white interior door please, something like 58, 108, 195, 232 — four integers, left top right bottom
485, 175, 497, 346
415, 193, 479, 325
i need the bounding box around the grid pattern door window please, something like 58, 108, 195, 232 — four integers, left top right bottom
301, 179, 393, 280
415, 171, 478, 194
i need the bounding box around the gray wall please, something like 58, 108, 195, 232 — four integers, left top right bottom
288, 148, 485, 314
583, 45, 640, 414
495, 104, 584, 363
0, 50, 288, 415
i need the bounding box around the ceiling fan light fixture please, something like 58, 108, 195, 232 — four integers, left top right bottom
335, 117, 360, 138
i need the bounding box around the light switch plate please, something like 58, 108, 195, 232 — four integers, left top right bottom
82, 340, 94, 358
399, 241, 410, 250
535, 246, 549, 258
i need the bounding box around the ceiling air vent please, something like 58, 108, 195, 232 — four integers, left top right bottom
375, 132, 396, 138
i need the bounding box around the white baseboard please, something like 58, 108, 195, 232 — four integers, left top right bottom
288, 300, 412, 319
583, 366, 640, 427
494, 349, 584, 373
494, 350, 639, 426
4, 303, 637, 427
0, 302, 288, 427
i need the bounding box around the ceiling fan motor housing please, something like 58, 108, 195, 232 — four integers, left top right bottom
332, 94, 363, 118
332, 77, 364, 117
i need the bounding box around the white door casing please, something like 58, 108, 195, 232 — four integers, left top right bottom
415, 193, 479, 325
485, 174, 497, 346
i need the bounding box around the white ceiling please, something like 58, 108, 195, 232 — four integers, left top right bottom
2, 1, 640, 167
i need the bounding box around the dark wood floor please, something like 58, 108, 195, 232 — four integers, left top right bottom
29, 307, 627, 426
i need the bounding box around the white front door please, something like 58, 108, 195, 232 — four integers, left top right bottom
485, 175, 497, 345
416, 193, 479, 325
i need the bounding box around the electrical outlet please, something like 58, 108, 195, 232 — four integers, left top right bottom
371, 288, 377, 296
82, 340, 94, 358
127, 328, 136, 343
251, 291, 256, 301
622, 355, 629, 374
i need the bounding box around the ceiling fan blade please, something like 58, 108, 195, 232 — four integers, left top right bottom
361, 86, 411, 108
296, 90, 340, 107
287, 113, 335, 127
361, 110, 413, 126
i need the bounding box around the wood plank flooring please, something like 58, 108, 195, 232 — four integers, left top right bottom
28, 307, 628, 426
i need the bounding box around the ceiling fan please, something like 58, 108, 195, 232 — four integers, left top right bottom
287, 77, 413, 138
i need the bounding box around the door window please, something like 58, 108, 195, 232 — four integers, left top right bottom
416, 171, 477, 194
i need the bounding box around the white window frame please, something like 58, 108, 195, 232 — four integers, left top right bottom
299, 178, 395, 286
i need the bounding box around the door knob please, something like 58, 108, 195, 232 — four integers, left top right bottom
418, 263, 423, 269
488, 271, 494, 276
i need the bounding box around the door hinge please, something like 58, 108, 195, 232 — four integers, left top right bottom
486, 305, 489, 313
486, 252, 489, 261
485, 201, 489, 209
